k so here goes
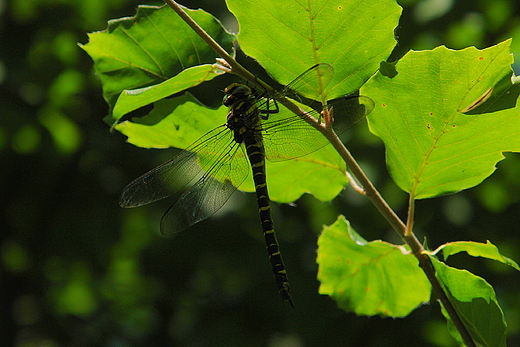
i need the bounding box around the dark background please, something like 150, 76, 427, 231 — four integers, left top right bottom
2, 0, 520, 346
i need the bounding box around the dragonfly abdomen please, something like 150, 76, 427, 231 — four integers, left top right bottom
244, 137, 293, 307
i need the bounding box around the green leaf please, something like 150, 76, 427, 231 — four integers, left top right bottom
435, 240, 520, 271
227, 0, 401, 99
116, 93, 347, 203
262, 143, 347, 202
115, 93, 224, 149
111, 64, 220, 125
80, 5, 234, 110
430, 257, 507, 347
317, 216, 431, 317
363, 39, 520, 199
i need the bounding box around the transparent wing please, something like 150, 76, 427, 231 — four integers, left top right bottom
261, 94, 374, 161
120, 125, 231, 207
282, 63, 334, 102
160, 144, 249, 236
259, 63, 373, 161
120, 124, 250, 235
327, 95, 375, 134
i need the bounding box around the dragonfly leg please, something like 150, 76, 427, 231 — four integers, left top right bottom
259, 95, 280, 119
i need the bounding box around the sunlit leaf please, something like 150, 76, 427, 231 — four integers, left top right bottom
317, 216, 431, 317
227, 0, 401, 99
111, 64, 220, 124
435, 240, 520, 271
363, 39, 520, 199
430, 257, 507, 347
115, 93, 224, 149
80, 5, 234, 111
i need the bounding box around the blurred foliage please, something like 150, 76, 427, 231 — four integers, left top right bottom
1, 0, 520, 346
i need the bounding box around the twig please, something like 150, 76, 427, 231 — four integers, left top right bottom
345, 171, 366, 195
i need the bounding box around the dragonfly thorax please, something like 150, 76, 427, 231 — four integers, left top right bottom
225, 87, 262, 144
223, 83, 257, 106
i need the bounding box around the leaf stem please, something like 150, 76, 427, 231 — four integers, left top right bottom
345, 171, 366, 195
405, 195, 415, 237
164, 1, 476, 345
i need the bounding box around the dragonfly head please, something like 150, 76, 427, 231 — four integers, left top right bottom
223, 83, 252, 107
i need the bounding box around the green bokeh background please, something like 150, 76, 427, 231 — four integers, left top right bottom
2, 0, 520, 346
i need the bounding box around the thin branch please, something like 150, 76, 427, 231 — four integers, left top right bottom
413, 250, 477, 347
405, 195, 415, 237
163, 1, 476, 345
345, 171, 366, 195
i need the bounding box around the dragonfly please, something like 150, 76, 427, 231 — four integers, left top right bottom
119, 63, 374, 306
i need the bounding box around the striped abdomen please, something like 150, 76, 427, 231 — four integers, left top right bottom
244, 136, 293, 307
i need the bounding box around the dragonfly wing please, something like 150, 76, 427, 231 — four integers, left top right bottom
282, 63, 334, 101
160, 143, 250, 236
120, 150, 199, 208
262, 95, 374, 162
120, 124, 231, 208
326, 95, 375, 135
262, 113, 329, 161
